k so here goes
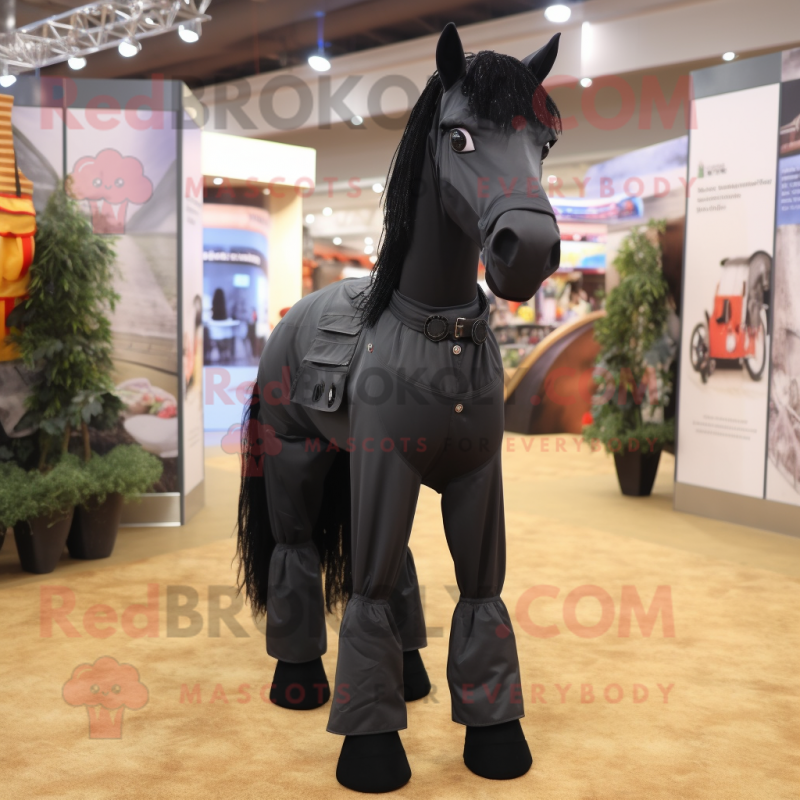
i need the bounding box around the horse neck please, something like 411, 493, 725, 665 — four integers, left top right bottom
396, 139, 480, 308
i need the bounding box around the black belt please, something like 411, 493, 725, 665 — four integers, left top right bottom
388, 289, 490, 345
422, 314, 488, 344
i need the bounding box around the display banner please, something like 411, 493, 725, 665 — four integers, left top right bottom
676, 83, 780, 497
201, 203, 269, 431
766, 52, 800, 505
180, 109, 205, 507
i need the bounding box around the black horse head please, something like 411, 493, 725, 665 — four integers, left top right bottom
361, 22, 562, 326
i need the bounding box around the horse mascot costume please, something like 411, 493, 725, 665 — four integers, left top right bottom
237, 22, 563, 793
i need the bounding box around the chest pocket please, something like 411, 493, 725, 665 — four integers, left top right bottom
290, 310, 363, 413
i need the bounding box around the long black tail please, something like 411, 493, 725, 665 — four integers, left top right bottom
236, 387, 352, 617
236, 389, 273, 617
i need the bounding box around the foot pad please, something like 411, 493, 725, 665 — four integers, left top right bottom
336, 731, 412, 793
403, 649, 431, 702
463, 720, 532, 780
269, 657, 330, 710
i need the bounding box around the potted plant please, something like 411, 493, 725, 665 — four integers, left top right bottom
583, 220, 675, 496
67, 444, 163, 559
0, 455, 89, 573
3, 183, 126, 569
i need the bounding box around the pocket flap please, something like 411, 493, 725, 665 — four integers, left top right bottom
304, 338, 357, 367
317, 313, 361, 336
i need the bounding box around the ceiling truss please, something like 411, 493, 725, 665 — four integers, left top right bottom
0, 0, 211, 72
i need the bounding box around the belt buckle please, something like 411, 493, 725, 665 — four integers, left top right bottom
454, 318, 466, 339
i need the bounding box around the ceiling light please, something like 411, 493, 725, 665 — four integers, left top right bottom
305, 214, 315, 224
351, 115, 364, 126
212, 177, 223, 185
548, 175, 558, 184
308, 53, 331, 72
179, 20, 201, 43
364, 236, 373, 244
68, 56, 87, 70
580, 77, 592, 88
544, 4, 571, 23
262, 187, 270, 195
333, 237, 342, 245
722, 51, 736, 61
322, 206, 333, 216
372, 183, 384, 194
369, 255, 377, 264
0, 64, 16, 88
364, 245, 374, 255
118, 38, 141, 58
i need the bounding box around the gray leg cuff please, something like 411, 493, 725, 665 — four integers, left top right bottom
327, 595, 406, 735
447, 596, 525, 726
266, 542, 327, 663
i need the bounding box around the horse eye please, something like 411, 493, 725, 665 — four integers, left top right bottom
115, 178, 124, 188
112, 685, 121, 694
90, 684, 99, 694
541, 142, 552, 161
450, 128, 475, 153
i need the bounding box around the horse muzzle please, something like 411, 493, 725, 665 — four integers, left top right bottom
482, 209, 561, 302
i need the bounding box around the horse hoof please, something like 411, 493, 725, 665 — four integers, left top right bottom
336, 732, 412, 793
269, 657, 331, 710
463, 720, 532, 780
403, 649, 431, 702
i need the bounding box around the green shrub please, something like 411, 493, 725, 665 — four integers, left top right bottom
83, 445, 163, 503
583, 220, 675, 454
0, 454, 89, 529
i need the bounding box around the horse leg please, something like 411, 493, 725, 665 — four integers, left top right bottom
389, 548, 431, 701
328, 445, 422, 793
441, 451, 532, 780
263, 434, 338, 710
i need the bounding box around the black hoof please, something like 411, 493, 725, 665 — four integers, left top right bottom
336, 732, 411, 793
269, 657, 331, 710
403, 649, 431, 702
463, 720, 532, 780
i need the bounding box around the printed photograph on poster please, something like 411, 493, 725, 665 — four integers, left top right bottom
766, 152, 800, 504
67, 111, 180, 491
181, 115, 204, 499
779, 78, 800, 156
676, 84, 780, 498
202, 203, 269, 431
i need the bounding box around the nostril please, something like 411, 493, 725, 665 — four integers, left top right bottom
491, 227, 519, 267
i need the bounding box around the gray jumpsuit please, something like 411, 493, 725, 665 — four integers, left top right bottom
256, 276, 524, 735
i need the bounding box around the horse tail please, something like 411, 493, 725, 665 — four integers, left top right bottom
313, 450, 353, 613
236, 384, 352, 616
235, 387, 273, 617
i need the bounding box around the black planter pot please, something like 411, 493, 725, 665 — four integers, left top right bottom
67, 493, 124, 560
14, 508, 74, 574
613, 450, 662, 497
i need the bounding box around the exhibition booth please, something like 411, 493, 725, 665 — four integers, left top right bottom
0, 4, 799, 799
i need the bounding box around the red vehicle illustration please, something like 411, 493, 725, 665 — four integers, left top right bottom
689, 251, 770, 382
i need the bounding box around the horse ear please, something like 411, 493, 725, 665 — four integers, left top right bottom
436, 22, 466, 91
522, 32, 561, 83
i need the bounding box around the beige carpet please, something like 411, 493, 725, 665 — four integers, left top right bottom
1, 438, 798, 799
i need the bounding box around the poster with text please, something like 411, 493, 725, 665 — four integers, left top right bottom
677, 84, 780, 497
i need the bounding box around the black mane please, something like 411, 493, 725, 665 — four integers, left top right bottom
359, 50, 562, 328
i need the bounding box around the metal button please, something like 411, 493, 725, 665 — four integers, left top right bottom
455, 403, 464, 413
452, 344, 462, 355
